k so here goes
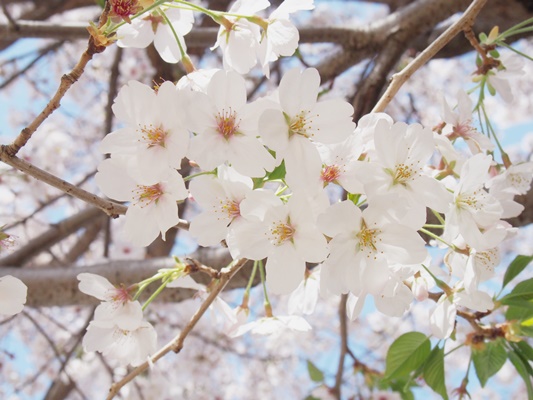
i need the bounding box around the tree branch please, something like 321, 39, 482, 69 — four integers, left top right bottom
372, 0, 488, 113
2, 3, 111, 156
0, 248, 255, 306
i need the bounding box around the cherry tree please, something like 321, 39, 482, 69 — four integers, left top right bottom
1, 0, 533, 399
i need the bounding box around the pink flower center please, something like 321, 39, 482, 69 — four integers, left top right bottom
139, 124, 167, 148
111, 0, 141, 19
133, 183, 164, 207
220, 199, 241, 219
215, 109, 240, 139
107, 286, 133, 305
453, 122, 475, 139
321, 165, 341, 183
269, 219, 295, 245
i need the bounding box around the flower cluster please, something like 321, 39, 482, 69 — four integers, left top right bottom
89, 0, 533, 353
78, 273, 157, 366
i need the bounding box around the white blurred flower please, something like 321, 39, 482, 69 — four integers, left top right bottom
83, 319, 157, 367
441, 90, 494, 154
0, 275, 27, 316
230, 315, 311, 337
486, 52, 525, 103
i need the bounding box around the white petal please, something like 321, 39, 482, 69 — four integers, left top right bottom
0, 276, 27, 316
266, 245, 305, 294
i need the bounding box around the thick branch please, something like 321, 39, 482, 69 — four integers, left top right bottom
0, 248, 255, 307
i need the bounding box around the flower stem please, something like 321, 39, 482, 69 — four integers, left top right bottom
159, 9, 195, 73
419, 227, 453, 248
184, 170, 217, 182
142, 275, 173, 311
258, 260, 273, 317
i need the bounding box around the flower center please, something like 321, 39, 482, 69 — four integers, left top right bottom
474, 248, 499, 273
219, 199, 241, 219
391, 163, 418, 185
110, 0, 141, 22
269, 219, 295, 246
356, 222, 381, 257
288, 110, 313, 137
132, 183, 164, 207
107, 286, 133, 305
509, 172, 529, 192
321, 164, 341, 183
139, 124, 167, 148
453, 121, 475, 139
456, 189, 487, 211
215, 109, 240, 139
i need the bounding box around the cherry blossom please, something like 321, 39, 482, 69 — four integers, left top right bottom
187, 70, 276, 177
77, 273, 143, 330
318, 200, 427, 297
117, 7, 194, 64
95, 158, 188, 247
360, 119, 452, 229
258, 0, 315, 77
485, 51, 525, 103
212, 0, 269, 74
0, 275, 27, 316
99, 80, 190, 183
430, 288, 493, 339
443, 153, 504, 250
83, 319, 157, 366
258, 67, 355, 186
228, 194, 328, 294
441, 90, 494, 154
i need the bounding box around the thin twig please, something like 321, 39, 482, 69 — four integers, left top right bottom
0, 151, 127, 217
372, 0, 488, 113
2, 2, 111, 156
3, 169, 97, 230
106, 258, 247, 399
0, 41, 63, 90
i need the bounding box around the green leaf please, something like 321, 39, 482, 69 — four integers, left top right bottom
515, 341, 533, 362
95, 0, 105, 7
307, 360, 324, 383
487, 81, 496, 96
385, 332, 431, 380
506, 300, 533, 321
472, 340, 507, 387
501, 278, 533, 304
479, 32, 488, 42
509, 349, 533, 398
423, 346, 448, 400
266, 160, 286, 181
502, 255, 533, 289
388, 380, 415, 400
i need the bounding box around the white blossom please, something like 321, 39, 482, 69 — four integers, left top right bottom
0, 275, 27, 316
